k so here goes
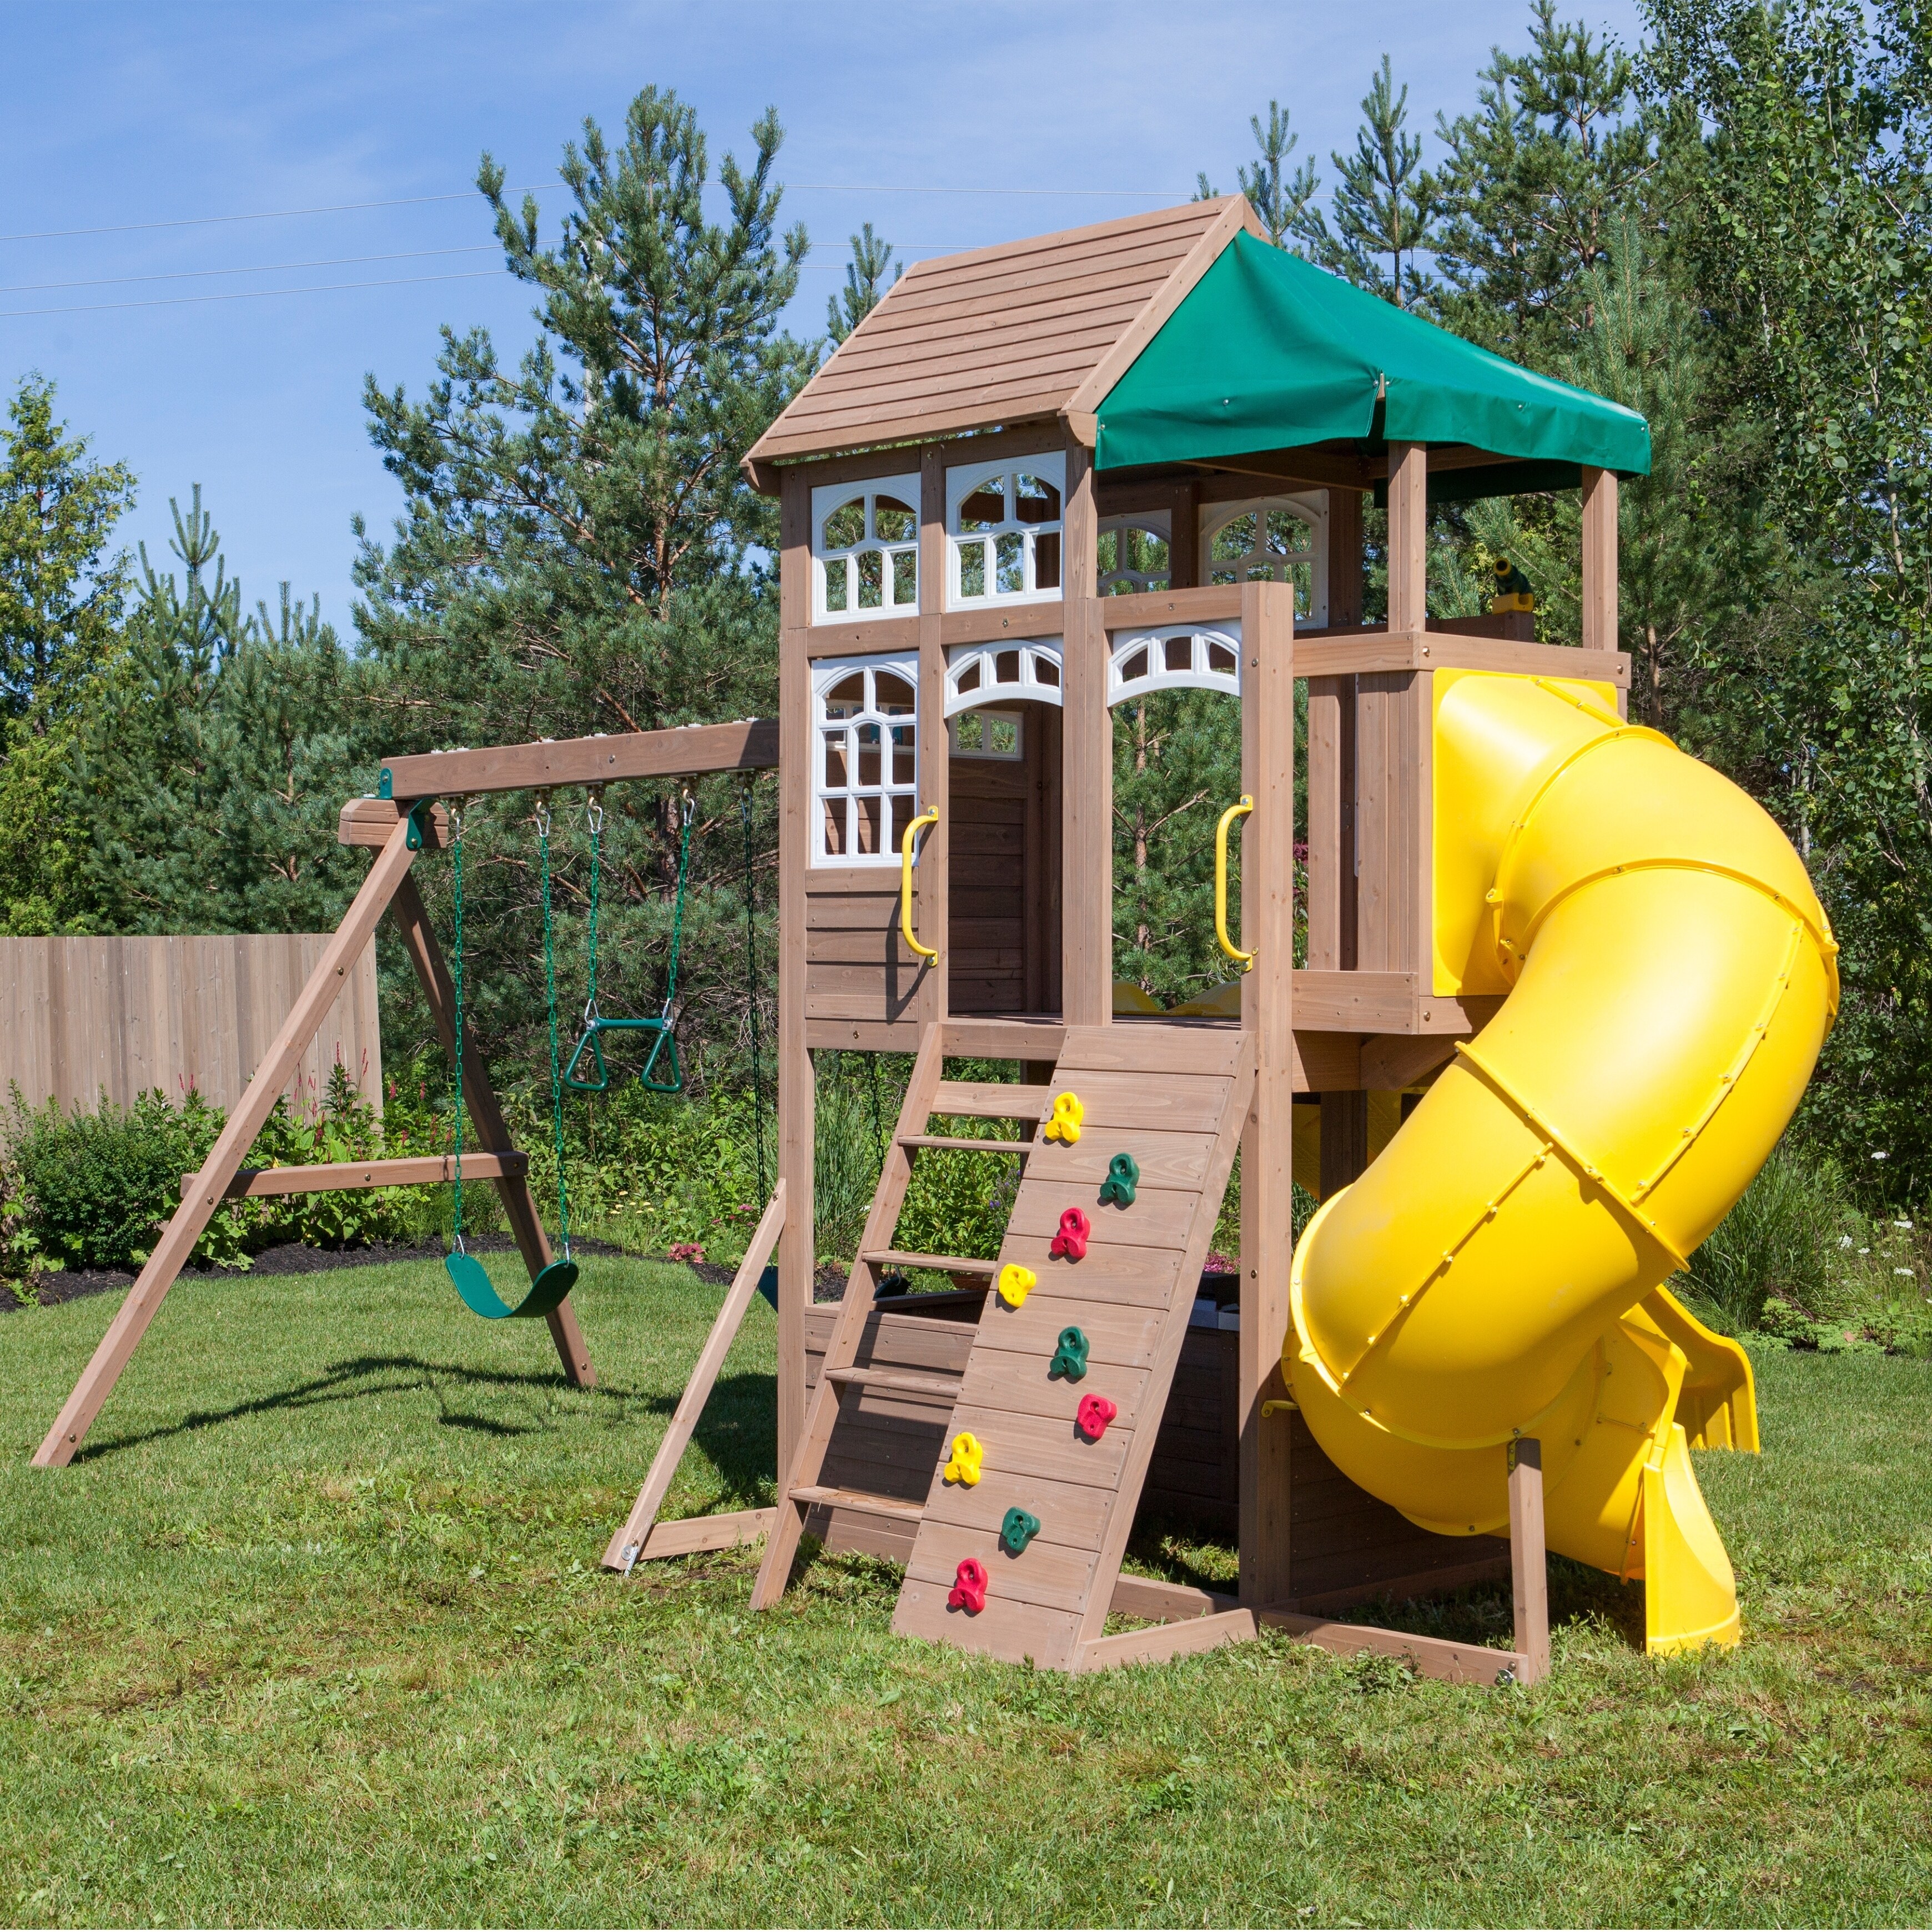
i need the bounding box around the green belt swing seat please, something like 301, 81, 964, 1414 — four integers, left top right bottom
442, 794, 579, 1320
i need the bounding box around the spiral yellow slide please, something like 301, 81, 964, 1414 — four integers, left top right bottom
1287, 670, 1839, 1653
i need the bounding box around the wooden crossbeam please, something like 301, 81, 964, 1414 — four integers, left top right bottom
183, 1153, 527, 1200
378, 718, 779, 803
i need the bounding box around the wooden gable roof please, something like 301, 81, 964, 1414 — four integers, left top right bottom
744, 195, 1262, 489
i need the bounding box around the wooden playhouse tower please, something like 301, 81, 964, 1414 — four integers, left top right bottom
618, 194, 1642, 1676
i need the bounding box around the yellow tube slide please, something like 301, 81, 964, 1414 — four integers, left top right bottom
1286, 671, 1838, 1652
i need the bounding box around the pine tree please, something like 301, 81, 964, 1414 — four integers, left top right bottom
1238, 102, 1320, 248
355, 85, 811, 1083
0, 376, 135, 719
1431, 1, 1656, 359
1296, 57, 1437, 306
826, 223, 898, 345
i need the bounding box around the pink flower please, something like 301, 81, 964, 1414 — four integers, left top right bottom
668, 1242, 706, 1266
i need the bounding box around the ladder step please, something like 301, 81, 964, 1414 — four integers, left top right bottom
791, 1484, 926, 1524
827, 1365, 964, 1400
930, 1080, 1053, 1122
898, 1134, 1034, 1155
864, 1249, 999, 1276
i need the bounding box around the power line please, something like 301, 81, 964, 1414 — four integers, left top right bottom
0, 269, 507, 320
0, 244, 502, 296
1, 181, 1185, 247
0, 187, 563, 245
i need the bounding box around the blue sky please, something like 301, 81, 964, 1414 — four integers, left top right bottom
1, 0, 1644, 635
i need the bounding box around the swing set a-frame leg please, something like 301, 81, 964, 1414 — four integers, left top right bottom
34, 819, 422, 1467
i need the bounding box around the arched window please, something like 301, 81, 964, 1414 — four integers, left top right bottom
1201, 494, 1328, 623
944, 638, 1063, 715
812, 655, 918, 865
1097, 514, 1171, 596
812, 475, 920, 621
947, 455, 1064, 607
1108, 626, 1242, 706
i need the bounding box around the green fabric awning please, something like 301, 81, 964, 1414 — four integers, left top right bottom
1095, 232, 1650, 484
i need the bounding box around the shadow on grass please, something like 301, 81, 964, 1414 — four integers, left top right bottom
76, 1352, 633, 1462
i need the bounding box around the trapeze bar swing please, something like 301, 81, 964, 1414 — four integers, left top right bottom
564, 787, 693, 1097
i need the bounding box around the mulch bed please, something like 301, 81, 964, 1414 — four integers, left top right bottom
0, 1232, 628, 1315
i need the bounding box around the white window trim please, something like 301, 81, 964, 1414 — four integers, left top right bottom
1098, 509, 1173, 597
811, 472, 921, 624
811, 652, 920, 868
948, 708, 1025, 759
945, 451, 1066, 612
943, 637, 1064, 716
1200, 492, 1329, 626
1108, 623, 1243, 707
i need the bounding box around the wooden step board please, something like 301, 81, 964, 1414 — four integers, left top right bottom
890, 1023, 1255, 1672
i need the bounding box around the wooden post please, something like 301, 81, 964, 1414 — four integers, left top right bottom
1508, 1436, 1551, 1685
1168, 479, 1200, 591
1581, 466, 1621, 716
34, 818, 422, 1467
385, 876, 593, 1386
1060, 434, 1110, 1027
776, 470, 815, 1480
1326, 485, 1364, 628
1386, 443, 1428, 636
1317, 1091, 1370, 1199
1238, 577, 1295, 1608
918, 444, 950, 1026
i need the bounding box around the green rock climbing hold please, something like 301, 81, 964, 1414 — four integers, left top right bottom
1049, 1326, 1090, 1381
1099, 1151, 1140, 1207
999, 1507, 1042, 1556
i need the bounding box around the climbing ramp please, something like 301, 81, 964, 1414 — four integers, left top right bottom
752, 1019, 1254, 1673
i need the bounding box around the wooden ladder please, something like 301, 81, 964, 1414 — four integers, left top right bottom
750, 1023, 1049, 1609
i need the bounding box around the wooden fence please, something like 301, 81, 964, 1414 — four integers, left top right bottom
0, 935, 381, 1119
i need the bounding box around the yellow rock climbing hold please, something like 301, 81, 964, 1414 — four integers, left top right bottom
943, 1430, 984, 1487
997, 1262, 1037, 1308
1044, 1092, 1084, 1144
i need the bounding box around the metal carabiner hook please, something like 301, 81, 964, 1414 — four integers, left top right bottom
585, 786, 604, 836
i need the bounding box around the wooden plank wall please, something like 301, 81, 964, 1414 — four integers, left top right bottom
0, 934, 381, 1116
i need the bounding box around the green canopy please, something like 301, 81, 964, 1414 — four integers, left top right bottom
1095, 232, 1650, 485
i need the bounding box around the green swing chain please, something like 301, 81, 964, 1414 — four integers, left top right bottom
660, 790, 695, 1019
581, 787, 603, 1032
741, 778, 768, 1203
449, 797, 468, 1256
536, 794, 571, 1261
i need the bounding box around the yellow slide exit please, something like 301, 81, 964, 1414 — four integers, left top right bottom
1286, 670, 1838, 1652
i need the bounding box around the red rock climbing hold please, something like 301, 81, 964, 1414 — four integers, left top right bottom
948, 1557, 988, 1613
1076, 1393, 1118, 1440
1049, 1206, 1091, 1261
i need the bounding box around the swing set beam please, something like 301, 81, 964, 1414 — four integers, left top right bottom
378, 718, 778, 803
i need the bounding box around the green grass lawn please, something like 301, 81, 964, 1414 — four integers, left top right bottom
2, 1254, 1930, 1928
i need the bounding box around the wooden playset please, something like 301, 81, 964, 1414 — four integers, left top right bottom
38, 197, 1830, 1683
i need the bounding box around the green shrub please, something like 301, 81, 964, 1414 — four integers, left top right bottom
1684, 1140, 1835, 1331
5, 1088, 217, 1272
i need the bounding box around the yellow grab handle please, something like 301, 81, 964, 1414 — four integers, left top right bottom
1215, 794, 1255, 969
901, 806, 940, 960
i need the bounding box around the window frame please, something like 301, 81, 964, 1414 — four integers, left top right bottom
810, 474, 922, 624
944, 451, 1066, 612
943, 637, 1064, 716
1200, 492, 1329, 625
1108, 623, 1243, 707
1098, 510, 1173, 596
810, 652, 920, 868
